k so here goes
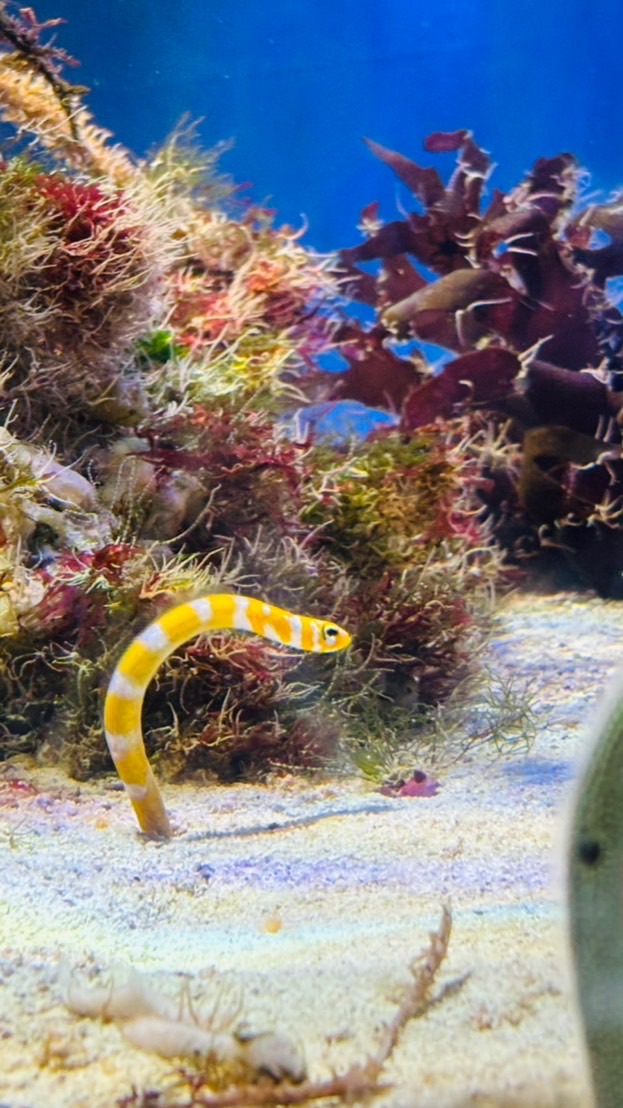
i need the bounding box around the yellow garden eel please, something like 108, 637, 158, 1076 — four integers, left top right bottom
569, 673, 623, 1107
104, 594, 352, 838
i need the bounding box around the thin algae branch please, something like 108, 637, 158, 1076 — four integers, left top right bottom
67, 907, 456, 1107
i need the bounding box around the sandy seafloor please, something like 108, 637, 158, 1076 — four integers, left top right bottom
1, 589, 622, 1107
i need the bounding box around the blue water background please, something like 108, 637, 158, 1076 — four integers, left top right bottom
33, 0, 623, 252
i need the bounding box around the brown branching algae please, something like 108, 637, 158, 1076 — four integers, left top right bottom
65, 906, 455, 1107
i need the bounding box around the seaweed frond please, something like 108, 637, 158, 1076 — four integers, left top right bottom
0, 2, 87, 135
0, 2, 136, 181
104, 906, 457, 1108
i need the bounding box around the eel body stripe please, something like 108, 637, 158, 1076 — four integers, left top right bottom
191, 597, 214, 623
104, 593, 352, 838
108, 672, 143, 700
138, 623, 171, 652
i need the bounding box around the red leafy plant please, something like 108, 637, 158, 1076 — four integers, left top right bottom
303, 130, 623, 595
0, 161, 168, 425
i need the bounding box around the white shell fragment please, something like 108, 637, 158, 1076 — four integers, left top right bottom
122, 1017, 239, 1063
63, 961, 307, 1081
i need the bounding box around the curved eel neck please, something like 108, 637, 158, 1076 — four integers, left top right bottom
103, 593, 351, 838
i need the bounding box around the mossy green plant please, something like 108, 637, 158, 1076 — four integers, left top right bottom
303, 430, 470, 575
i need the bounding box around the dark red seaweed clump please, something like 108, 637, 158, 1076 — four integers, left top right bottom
301, 130, 623, 596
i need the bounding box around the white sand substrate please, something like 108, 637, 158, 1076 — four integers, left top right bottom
1, 589, 621, 1107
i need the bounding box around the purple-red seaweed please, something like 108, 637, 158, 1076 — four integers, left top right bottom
294, 130, 623, 596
